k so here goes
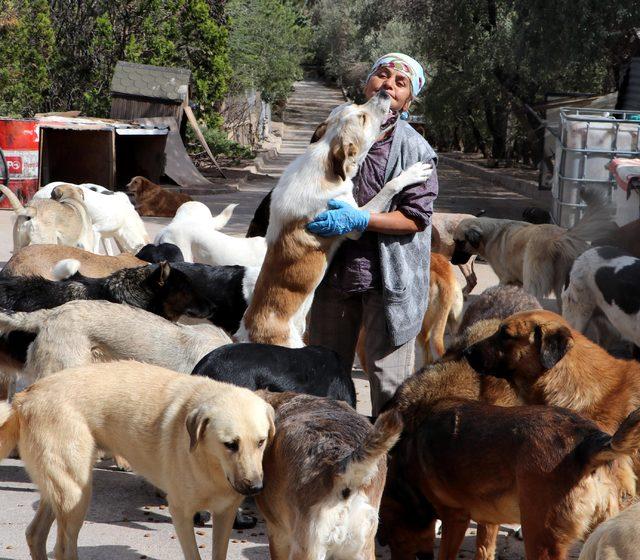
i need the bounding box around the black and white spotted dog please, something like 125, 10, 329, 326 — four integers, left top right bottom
562, 246, 640, 354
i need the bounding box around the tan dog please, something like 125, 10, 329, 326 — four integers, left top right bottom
464, 310, 640, 435
1, 244, 145, 279
0, 300, 231, 383
0, 361, 275, 560
451, 189, 615, 308
240, 91, 433, 347
127, 176, 192, 217
1, 184, 96, 252
579, 501, 640, 560
257, 392, 402, 560
432, 212, 479, 296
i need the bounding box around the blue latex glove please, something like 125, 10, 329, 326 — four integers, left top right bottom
306, 199, 370, 237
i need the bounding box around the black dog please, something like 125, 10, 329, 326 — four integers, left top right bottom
192, 343, 356, 407
136, 243, 185, 263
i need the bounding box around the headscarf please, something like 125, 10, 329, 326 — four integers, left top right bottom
367, 53, 426, 98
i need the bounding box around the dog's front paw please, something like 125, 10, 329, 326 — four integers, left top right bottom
403, 162, 434, 184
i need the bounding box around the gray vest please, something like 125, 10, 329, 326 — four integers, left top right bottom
380, 120, 438, 346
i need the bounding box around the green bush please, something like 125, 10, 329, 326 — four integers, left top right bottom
187, 125, 254, 159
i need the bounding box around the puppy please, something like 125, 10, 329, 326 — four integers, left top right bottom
451, 188, 616, 308
241, 91, 433, 347
35, 181, 149, 253
562, 246, 640, 349
257, 392, 402, 560
0, 361, 275, 560
1, 244, 145, 280
127, 176, 192, 217
383, 398, 640, 560
156, 201, 268, 267
458, 284, 542, 333
192, 343, 356, 407
136, 242, 185, 263
579, 501, 640, 560
0, 300, 231, 384
1, 184, 95, 252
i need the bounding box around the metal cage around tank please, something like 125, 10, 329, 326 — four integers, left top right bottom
552, 107, 640, 227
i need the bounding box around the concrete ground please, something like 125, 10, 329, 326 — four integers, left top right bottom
0, 80, 580, 559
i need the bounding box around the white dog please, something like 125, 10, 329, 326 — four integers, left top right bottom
35, 182, 149, 254
240, 91, 433, 347
579, 501, 640, 559
155, 201, 268, 267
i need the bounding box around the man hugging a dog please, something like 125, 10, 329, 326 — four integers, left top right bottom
307, 53, 439, 415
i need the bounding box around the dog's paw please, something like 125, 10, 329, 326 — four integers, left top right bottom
395, 162, 434, 188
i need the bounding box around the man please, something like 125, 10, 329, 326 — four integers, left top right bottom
306, 53, 438, 415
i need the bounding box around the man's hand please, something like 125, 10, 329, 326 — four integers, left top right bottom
306, 199, 370, 237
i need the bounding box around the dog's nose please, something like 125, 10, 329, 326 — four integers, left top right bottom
236, 479, 263, 496
377, 90, 390, 100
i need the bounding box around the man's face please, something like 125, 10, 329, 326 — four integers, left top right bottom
364, 66, 413, 112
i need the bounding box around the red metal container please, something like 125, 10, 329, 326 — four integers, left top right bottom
0, 118, 39, 208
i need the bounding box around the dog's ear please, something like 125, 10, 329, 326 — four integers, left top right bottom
266, 403, 276, 443
51, 186, 62, 201
329, 138, 357, 181
186, 404, 213, 452
465, 227, 482, 248
156, 261, 171, 286
310, 121, 327, 144
535, 324, 574, 370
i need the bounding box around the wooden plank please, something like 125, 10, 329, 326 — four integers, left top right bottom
183, 105, 226, 178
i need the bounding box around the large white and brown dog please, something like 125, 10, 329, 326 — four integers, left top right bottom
238, 91, 433, 347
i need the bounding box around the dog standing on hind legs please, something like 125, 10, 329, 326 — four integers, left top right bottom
239, 90, 433, 347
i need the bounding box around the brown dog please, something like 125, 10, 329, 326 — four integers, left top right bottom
464, 310, 639, 502
383, 397, 640, 560
1, 244, 145, 279
464, 310, 640, 435
127, 176, 192, 217
379, 348, 518, 560
256, 391, 402, 560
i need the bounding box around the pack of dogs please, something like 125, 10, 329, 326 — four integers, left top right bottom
0, 91, 639, 560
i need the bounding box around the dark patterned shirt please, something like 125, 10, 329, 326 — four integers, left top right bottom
327, 133, 438, 293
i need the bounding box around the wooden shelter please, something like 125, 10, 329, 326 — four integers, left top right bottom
110, 61, 191, 127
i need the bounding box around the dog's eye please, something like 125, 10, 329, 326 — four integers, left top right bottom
257, 439, 265, 448
224, 441, 239, 452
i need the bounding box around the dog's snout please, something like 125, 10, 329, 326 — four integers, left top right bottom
377, 90, 390, 100
235, 478, 263, 496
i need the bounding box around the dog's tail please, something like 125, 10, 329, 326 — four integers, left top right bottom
0, 185, 26, 215
338, 410, 403, 488
0, 401, 19, 460
52, 258, 81, 280
567, 187, 617, 244
211, 203, 238, 230
581, 408, 640, 473
0, 307, 46, 334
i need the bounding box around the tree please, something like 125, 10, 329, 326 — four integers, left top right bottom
0, 0, 55, 116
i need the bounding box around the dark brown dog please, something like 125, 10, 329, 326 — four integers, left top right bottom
594, 218, 640, 258
127, 176, 192, 217
379, 348, 518, 560
256, 392, 402, 560
384, 397, 640, 560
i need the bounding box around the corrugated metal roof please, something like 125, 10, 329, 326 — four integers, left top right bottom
110, 61, 191, 103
